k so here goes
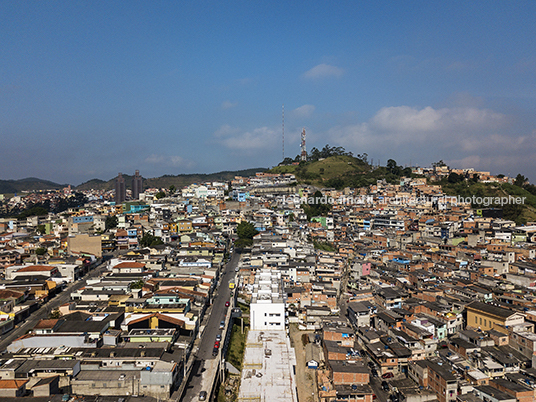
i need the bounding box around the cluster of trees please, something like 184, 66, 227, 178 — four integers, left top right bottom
129, 280, 145, 289
386, 159, 412, 177
3, 192, 89, 219
280, 144, 357, 165
322, 159, 412, 190
235, 221, 258, 248
302, 190, 332, 220
139, 233, 164, 248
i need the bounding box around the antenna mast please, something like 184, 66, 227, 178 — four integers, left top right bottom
282, 105, 285, 162
300, 128, 307, 162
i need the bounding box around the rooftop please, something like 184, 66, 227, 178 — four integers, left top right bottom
238, 330, 298, 402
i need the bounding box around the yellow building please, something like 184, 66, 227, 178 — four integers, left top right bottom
466, 301, 525, 331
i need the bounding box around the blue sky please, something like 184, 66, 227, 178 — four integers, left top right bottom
1, 1, 535, 185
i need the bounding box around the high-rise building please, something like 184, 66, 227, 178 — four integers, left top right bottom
115, 173, 126, 204
132, 170, 143, 200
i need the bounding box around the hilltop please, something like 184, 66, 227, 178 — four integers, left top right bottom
0, 177, 67, 194
269, 154, 411, 189
271, 153, 536, 225
440, 180, 536, 224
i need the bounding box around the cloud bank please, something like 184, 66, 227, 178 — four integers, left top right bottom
327, 105, 535, 175
303, 63, 344, 79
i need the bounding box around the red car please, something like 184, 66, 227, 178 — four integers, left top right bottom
382, 372, 394, 379
225, 301, 230, 307
214, 341, 220, 348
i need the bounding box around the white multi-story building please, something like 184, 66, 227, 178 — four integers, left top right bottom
250, 269, 285, 331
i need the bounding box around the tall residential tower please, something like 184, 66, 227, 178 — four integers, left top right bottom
115, 173, 126, 204
132, 170, 143, 200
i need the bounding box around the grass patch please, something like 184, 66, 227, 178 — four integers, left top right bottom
313, 240, 336, 252
226, 322, 249, 370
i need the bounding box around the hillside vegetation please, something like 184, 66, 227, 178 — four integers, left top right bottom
440, 180, 536, 224
0, 178, 66, 193
269, 155, 411, 189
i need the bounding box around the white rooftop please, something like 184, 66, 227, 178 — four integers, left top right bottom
238, 330, 298, 402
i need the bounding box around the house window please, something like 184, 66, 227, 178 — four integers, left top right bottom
484, 319, 486, 326
480, 318, 482, 325
475, 317, 478, 324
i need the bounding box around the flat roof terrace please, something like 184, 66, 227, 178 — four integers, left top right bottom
238, 330, 298, 402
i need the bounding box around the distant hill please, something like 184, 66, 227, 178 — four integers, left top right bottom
74, 168, 268, 191
0, 177, 66, 193
0, 168, 268, 194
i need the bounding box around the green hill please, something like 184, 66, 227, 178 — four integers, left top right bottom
440, 181, 536, 224
0, 177, 66, 193
269, 155, 412, 189
269, 155, 370, 185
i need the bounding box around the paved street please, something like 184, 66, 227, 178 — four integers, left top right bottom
180, 250, 240, 401
0, 259, 108, 353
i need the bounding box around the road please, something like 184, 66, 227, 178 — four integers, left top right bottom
0, 259, 108, 352
180, 251, 240, 401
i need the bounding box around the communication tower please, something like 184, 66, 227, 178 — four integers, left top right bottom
300, 128, 307, 162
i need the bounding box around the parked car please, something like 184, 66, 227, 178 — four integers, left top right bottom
381, 381, 390, 391
216, 334, 222, 341
225, 301, 230, 307
371, 368, 378, 377
382, 372, 394, 379
212, 348, 218, 356
214, 341, 220, 348
219, 320, 225, 329
199, 391, 207, 401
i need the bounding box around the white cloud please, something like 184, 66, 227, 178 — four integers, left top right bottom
303, 63, 344, 79
292, 104, 315, 118
221, 100, 237, 110
327, 105, 536, 176
145, 154, 194, 168
213, 126, 278, 151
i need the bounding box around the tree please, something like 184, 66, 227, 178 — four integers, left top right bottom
237, 221, 257, 240
302, 190, 332, 219
36, 224, 46, 235
356, 153, 369, 164
129, 280, 145, 289
432, 160, 447, 168
309, 147, 321, 161
386, 159, 401, 176
35, 247, 47, 256
169, 185, 176, 195
401, 167, 412, 177
105, 215, 118, 230
447, 172, 464, 184
49, 310, 61, 319
139, 233, 164, 248
514, 174, 527, 187
280, 157, 294, 165
155, 191, 166, 199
